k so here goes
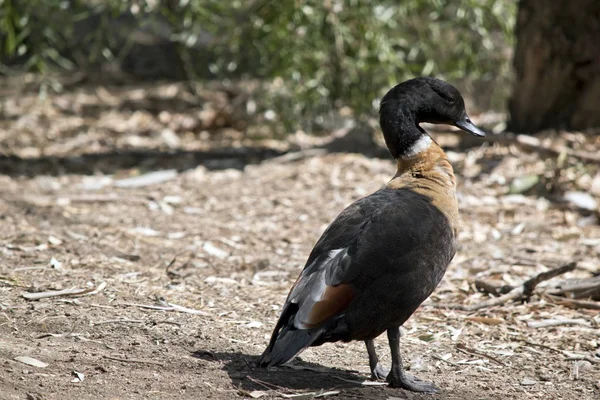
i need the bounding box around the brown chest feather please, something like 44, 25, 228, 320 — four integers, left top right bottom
386, 141, 458, 234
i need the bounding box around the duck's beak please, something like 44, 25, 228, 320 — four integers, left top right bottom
454, 114, 486, 137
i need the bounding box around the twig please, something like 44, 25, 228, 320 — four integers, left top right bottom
165, 256, 179, 279
266, 149, 328, 164
21, 282, 106, 300
456, 343, 506, 366
120, 300, 211, 316
438, 262, 577, 311
13, 266, 53, 272
92, 319, 145, 326
432, 354, 460, 367
88, 303, 114, 310
521, 262, 577, 300
22, 286, 95, 300
242, 356, 254, 372
59, 194, 149, 203
151, 320, 181, 327
104, 355, 164, 366
564, 356, 600, 364
244, 376, 287, 392
527, 318, 590, 329
545, 295, 600, 310
332, 376, 388, 386
523, 341, 562, 353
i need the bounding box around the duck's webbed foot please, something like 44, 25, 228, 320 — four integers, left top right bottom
386, 370, 440, 393
385, 327, 441, 393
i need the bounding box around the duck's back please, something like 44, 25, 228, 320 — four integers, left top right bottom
310, 186, 456, 281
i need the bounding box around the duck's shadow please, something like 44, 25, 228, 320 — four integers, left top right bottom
191, 350, 371, 393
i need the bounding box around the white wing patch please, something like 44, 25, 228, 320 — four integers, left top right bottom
325, 248, 345, 262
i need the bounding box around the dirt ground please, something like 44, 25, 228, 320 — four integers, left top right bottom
0, 81, 599, 400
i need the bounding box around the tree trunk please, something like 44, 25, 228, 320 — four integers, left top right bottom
508, 0, 600, 133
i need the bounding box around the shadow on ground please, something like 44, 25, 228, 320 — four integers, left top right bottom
192, 350, 491, 400
0, 125, 389, 177
0, 123, 503, 178
192, 350, 365, 392
0, 147, 286, 177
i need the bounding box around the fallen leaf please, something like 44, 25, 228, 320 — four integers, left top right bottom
14, 356, 48, 368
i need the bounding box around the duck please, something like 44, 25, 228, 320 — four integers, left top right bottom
258, 77, 485, 393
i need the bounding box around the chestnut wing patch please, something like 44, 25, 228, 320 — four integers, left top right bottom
288, 248, 359, 330
303, 283, 354, 328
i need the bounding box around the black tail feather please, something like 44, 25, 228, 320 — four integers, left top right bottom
258, 325, 322, 367
258, 304, 323, 367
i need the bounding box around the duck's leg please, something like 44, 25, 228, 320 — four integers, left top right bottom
385, 327, 440, 393
365, 340, 388, 380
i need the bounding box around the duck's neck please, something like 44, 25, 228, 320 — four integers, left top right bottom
380, 107, 425, 159
379, 103, 456, 190
390, 140, 456, 190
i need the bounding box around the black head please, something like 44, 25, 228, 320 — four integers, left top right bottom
379, 77, 484, 158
